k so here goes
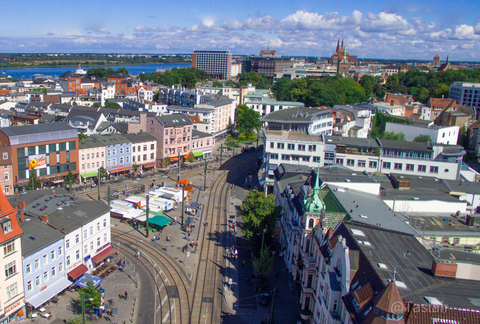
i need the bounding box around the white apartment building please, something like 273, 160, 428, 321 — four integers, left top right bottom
246, 98, 305, 117
385, 121, 459, 144
332, 105, 372, 138
123, 132, 157, 171
262, 107, 334, 136
372, 101, 405, 116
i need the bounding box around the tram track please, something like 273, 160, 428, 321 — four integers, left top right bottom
111, 228, 191, 324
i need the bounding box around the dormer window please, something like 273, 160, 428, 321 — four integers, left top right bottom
0, 218, 12, 234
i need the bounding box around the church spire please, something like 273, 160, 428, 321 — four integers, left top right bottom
267, 40, 270, 51
314, 166, 321, 193
446, 55, 449, 63
336, 39, 340, 53
343, 40, 346, 55
341, 39, 344, 49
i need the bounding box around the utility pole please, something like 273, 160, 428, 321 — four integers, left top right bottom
220, 143, 223, 165
69, 179, 72, 194
97, 168, 101, 200
181, 184, 185, 228
203, 159, 207, 191
177, 151, 180, 182
146, 195, 150, 238
107, 185, 110, 207
81, 292, 85, 324
269, 288, 277, 324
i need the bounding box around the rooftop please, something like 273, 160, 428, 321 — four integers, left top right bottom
90, 134, 129, 146
20, 216, 64, 256
262, 107, 327, 123
123, 132, 157, 143
0, 123, 77, 146
156, 114, 192, 128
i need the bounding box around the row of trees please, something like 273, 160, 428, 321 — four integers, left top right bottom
138, 67, 211, 89
86, 67, 129, 78
271, 75, 368, 107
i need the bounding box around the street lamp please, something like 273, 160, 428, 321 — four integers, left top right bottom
135, 239, 143, 284
81, 292, 94, 324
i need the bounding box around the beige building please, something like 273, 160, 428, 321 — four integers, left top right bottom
195, 98, 235, 137
0, 147, 13, 196
79, 137, 106, 181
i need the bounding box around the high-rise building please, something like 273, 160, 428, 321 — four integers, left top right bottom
192, 50, 231, 81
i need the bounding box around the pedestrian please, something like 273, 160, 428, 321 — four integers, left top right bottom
235, 249, 238, 259
174, 217, 177, 225
182, 245, 186, 253
165, 243, 168, 252
168, 233, 171, 241
123, 260, 126, 267
242, 260, 246, 268
191, 240, 195, 247
120, 291, 124, 299
195, 240, 198, 246
124, 291, 128, 300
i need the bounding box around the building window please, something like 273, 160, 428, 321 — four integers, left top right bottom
291, 155, 300, 161
4, 172, 8, 181
151, 144, 155, 150
103, 218, 107, 228
107, 150, 111, 156
97, 237, 101, 247
369, 161, 377, 168
358, 160, 366, 167
90, 226, 93, 235
430, 166, 439, 174
58, 246, 62, 256
90, 241, 94, 251
26, 263, 31, 274
287, 144, 295, 150
270, 154, 278, 160
27, 280, 32, 291
277, 143, 284, 149
51, 267, 56, 277
43, 271, 48, 281
405, 164, 414, 171
3, 241, 15, 256
104, 233, 107, 242
120, 148, 124, 154
347, 159, 355, 166
143, 154, 147, 161
35, 276, 40, 286
59, 262, 63, 272
66, 256, 71, 266
394, 163, 402, 170
51, 250, 55, 260
281, 155, 290, 161
308, 145, 316, 152
270, 142, 274, 149
313, 156, 321, 163
2, 221, 12, 235
383, 162, 391, 169
43, 254, 47, 264
4, 261, 17, 278
298, 145, 306, 151
418, 165, 426, 172
75, 234, 80, 243
76, 250, 80, 260
6, 282, 18, 301
34, 259, 39, 269
84, 229, 87, 239
336, 158, 343, 165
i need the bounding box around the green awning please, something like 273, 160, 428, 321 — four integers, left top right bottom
81, 172, 98, 179
148, 216, 171, 227
192, 151, 203, 157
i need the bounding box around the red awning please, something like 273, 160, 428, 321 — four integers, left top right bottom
142, 162, 156, 168
108, 166, 132, 173
67, 264, 88, 281
91, 246, 116, 264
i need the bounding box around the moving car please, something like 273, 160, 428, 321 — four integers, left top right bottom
259, 293, 270, 306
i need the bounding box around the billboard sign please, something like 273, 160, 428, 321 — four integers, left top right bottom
28, 154, 47, 170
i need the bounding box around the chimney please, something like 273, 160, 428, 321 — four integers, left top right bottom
19, 201, 26, 210
20, 212, 24, 222
390, 100, 394, 106
41, 214, 49, 224
431, 259, 457, 278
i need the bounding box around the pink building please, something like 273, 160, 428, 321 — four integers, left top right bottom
129, 113, 214, 167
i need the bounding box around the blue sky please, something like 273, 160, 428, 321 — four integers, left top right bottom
1, 0, 479, 60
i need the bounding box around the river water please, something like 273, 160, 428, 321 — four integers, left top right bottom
5, 63, 192, 80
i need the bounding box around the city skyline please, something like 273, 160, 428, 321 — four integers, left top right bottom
1, 0, 479, 61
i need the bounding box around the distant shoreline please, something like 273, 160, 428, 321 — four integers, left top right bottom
5, 61, 189, 70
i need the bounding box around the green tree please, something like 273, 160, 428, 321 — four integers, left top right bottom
380, 131, 406, 141
28, 170, 41, 190
239, 191, 281, 253
92, 102, 102, 107
212, 80, 223, 88
78, 133, 88, 141
458, 125, 469, 148
76, 281, 102, 313
64, 171, 76, 188
104, 101, 121, 109
235, 104, 262, 137
413, 134, 432, 142
181, 72, 197, 89
271, 77, 292, 101
253, 247, 275, 277
98, 166, 109, 179
116, 67, 129, 75
432, 83, 450, 98
359, 75, 376, 97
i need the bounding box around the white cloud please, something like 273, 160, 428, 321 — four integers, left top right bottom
453, 24, 480, 39
361, 12, 409, 32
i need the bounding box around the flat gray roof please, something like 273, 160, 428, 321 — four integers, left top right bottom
123, 132, 157, 144
20, 216, 64, 256
90, 134, 129, 146
0, 123, 78, 146
262, 107, 328, 123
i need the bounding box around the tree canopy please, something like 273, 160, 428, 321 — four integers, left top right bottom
235, 104, 262, 137
86, 67, 129, 78
76, 281, 102, 312
271, 75, 368, 107
413, 134, 433, 142
239, 191, 281, 254
138, 67, 211, 89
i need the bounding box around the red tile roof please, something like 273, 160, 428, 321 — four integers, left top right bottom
0, 186, 23, 244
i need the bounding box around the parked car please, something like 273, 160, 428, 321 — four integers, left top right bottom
259, 293, 270, 306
